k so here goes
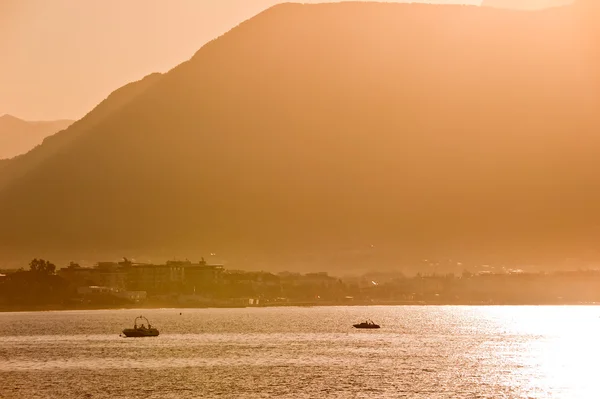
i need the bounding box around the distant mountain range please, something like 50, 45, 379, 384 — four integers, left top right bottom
0, 1, 598, 271
0, 115, 73, 160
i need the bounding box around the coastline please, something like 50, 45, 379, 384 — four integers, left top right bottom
2, 300, 599, 313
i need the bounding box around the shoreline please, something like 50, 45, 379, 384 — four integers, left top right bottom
2, 300, 600, 313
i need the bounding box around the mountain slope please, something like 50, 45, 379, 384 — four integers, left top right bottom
0, 115, 73, 160
0, 2, 599, 269
0, 73, 162, 191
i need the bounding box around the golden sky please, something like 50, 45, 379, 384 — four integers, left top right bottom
0, 0, 482, 121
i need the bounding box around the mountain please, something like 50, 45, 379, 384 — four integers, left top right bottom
0, 1, 599, 271
481, 0, 572, 9
0, 73, 162, 192
0, 115, 73, 160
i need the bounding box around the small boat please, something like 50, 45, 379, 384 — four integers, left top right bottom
121, 316, 160, 337
353, 319, 380, 329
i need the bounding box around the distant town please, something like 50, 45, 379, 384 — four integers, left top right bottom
2, 257, 600, 311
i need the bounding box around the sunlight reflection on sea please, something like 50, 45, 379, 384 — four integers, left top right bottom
1, 306, 599, 398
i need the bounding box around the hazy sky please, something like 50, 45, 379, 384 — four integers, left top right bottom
0, 0, 481, 121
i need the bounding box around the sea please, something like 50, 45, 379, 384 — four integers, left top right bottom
1, 306, 599, 398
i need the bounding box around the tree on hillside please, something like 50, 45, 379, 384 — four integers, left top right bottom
29, 258, 56, 275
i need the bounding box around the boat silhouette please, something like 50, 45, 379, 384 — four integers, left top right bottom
353, 319, 380, 329
121, 316, 160, 337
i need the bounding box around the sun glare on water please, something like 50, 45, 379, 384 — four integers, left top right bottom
474, 306, 600, 398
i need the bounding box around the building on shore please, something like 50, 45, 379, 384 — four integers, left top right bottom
182, 258, 224, 294
59, 262, 125, 289
59, 257, 224, 296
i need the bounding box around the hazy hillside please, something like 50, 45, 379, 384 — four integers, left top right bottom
0, 73, 162, 192
0, 1, 598, 271
0, 115, 73, 159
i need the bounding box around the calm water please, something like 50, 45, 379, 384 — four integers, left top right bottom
1, 306, 599, 398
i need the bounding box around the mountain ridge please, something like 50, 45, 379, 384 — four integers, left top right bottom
0, 115, 74, 160
0, 73, 162, 190
0, 2, 598, 270
481, 0, 573, 10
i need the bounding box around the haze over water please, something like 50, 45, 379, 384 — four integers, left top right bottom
1, 306, 599, 398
